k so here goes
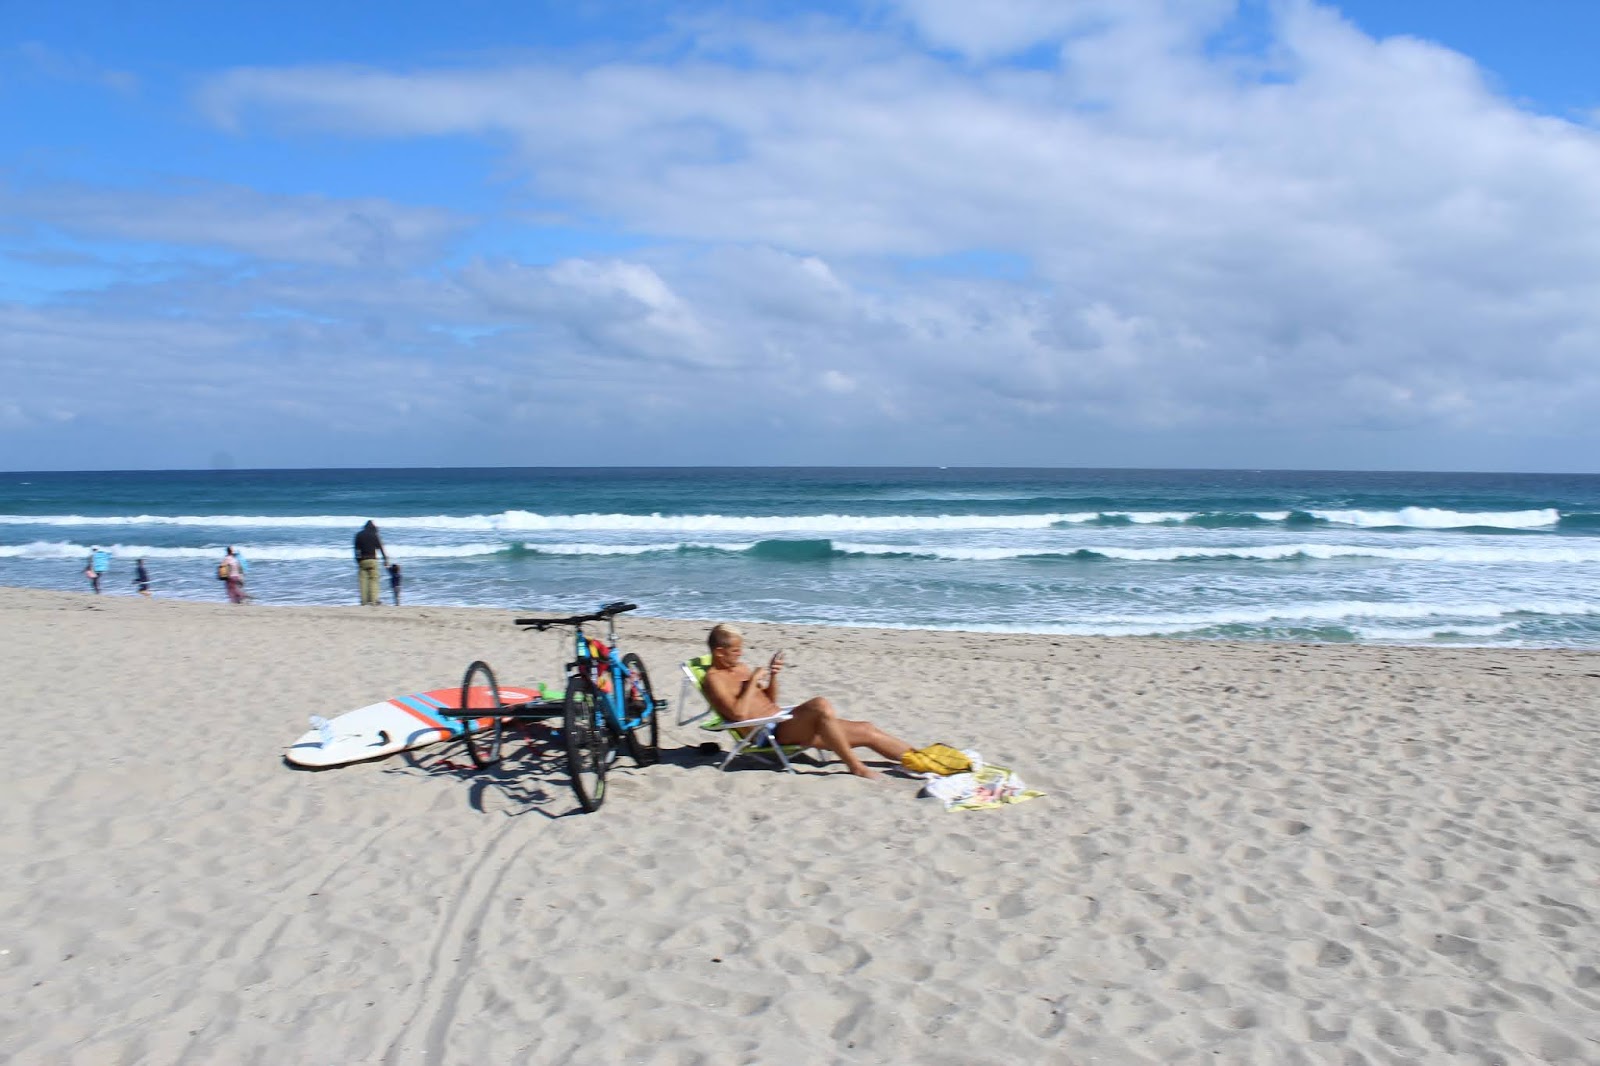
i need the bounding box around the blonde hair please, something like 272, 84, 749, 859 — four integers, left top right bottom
708, 623, 743, 650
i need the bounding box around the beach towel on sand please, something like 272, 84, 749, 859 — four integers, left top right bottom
900, 742, 973, 775
919, 764, 1044, 812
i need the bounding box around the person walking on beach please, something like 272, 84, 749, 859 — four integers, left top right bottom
133, 558, 151, 597
84, 547, 111, 593
219, 546, 246, 604
387, 561, 402, 606
354, 521, 389, 606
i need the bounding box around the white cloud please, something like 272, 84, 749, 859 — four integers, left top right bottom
5, 183, 467, 267
821, 370, 857, 393
6, 1, 1600, 467
6, 41, 138, 95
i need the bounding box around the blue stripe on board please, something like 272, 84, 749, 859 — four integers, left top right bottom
394, 694, 457, 735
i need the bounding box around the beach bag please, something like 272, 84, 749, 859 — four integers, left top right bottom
900, 742, 972, 776
217, 561, 230, 580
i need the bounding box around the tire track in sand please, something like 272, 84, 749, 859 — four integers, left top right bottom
381, 816, 527, 1065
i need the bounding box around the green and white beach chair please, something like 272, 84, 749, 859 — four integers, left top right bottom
678, 654, 820, 772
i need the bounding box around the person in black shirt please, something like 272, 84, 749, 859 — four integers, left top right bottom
353, 521, 389, 606
387, 561, 402, 606
134, 558, 151, 597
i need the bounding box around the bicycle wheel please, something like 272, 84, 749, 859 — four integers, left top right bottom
460, 660, 505, 769
563, 673, 609, 812
621, 652, 659, 766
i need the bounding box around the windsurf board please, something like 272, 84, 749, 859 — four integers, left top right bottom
285, 684, 545, 769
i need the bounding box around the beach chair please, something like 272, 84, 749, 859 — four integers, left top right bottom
677, 654, 815, 772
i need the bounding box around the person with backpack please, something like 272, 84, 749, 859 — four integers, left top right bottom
84, 547, 111, 594
218, 546, 246, 604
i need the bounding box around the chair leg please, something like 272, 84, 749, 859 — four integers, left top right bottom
720, 728, 762, 771
771, 736, 796, 773
718, 725, 797, 773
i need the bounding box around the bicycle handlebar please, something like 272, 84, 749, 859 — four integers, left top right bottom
514, 600, 636, 630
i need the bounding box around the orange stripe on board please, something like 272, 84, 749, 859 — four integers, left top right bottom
389, 699, 451, 739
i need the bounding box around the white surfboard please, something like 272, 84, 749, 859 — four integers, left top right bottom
285, 684, 545, 768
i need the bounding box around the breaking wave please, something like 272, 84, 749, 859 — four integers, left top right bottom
0, 541, 509, 561
0, 505, 1569, 533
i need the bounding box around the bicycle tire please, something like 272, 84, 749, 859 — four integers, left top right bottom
564, 673, 608, 812
460, 660, 505, 769
621, 652, 659, 766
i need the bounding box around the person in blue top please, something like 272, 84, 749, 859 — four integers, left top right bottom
84, 547, 111, 594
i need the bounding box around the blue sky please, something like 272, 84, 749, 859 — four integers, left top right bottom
3, 0, 1599, 471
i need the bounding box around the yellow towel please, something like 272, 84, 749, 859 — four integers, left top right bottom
900, 742, 972, 776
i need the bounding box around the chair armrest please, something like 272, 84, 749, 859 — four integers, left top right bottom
702, 709, 793, 732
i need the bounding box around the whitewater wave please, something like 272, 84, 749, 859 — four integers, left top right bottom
0, 541, 509, 561
7, 535, 1600, 567
1349, 621, 1514, 642
523, 542, 701, 557
931, 598, 1599, 638
511, 539, 1600, 565
0, 505, 1569, 533
1307, 507, 1560, 530
832, 541, 1600, 564
0, 511, 1081, 533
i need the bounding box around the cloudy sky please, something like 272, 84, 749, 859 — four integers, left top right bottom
4, 0, 1599, 472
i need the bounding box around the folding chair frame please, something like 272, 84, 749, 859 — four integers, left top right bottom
678, 661, 810, 772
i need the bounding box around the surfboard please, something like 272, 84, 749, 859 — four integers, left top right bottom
285, 684, 545, 769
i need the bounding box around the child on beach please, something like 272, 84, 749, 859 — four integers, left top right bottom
387, 562, 402, 606
134, 558, 151, 597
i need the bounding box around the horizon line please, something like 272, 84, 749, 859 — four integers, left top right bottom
4, 463, 1600, 478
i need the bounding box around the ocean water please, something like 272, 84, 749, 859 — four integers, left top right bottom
2, 467, 1599, 648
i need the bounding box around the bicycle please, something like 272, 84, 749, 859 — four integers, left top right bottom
449, 601, 665, 813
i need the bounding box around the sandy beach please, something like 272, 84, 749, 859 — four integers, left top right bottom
2, 586, 1597, 1064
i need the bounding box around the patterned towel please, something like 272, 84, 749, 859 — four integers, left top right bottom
919, 764, 1044, 811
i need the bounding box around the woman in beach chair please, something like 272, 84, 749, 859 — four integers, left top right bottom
698, 624, 914, 781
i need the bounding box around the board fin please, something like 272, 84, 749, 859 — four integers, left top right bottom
310, 715, 335, 747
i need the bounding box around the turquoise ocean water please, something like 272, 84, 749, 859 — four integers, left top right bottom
2, 467, 1599, 647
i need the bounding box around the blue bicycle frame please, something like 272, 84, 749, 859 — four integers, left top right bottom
567, 614, 655, 737
507, 600, 664, 813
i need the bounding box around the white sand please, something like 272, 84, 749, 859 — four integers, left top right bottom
2, 587, 1598, 1064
